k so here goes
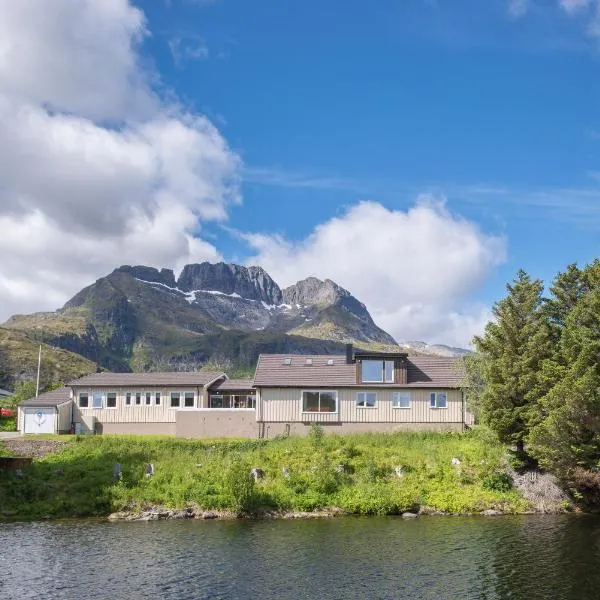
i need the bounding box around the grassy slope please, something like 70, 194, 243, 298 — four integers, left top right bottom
0, 430, 529, 519
0, 326, 96, 388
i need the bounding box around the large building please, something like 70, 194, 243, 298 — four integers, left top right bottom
18, 346, 469, 437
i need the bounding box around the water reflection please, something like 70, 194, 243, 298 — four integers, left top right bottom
1, 515, 599, 599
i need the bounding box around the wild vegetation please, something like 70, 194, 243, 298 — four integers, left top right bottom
468, 261, 600, 505
0, 429, 531, 520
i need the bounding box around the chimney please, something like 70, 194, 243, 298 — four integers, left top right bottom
345, 343, 354, 364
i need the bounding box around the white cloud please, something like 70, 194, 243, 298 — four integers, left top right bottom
508, 0, 530, 18
559, 0, 592, 14
169, 35, 210, 67
0, 0, 241, 321
243, 199, 506, 348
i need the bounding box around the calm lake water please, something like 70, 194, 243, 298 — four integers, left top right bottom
1, 515, 600, 599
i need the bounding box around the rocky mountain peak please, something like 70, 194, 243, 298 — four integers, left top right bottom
114, 265, 176, 288
283, 277, 346, 306
176, 262, 283, 305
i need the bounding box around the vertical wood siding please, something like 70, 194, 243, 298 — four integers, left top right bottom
260, 388, 463, 423
72, 386, 201, 424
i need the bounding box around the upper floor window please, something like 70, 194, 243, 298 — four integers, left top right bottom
79, 393, 89, 408
361, 360, 394, 383
430, 392, 447, 409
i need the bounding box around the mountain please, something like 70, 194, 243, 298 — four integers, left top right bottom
399, 341, 471, 358
3, 262, 397, 375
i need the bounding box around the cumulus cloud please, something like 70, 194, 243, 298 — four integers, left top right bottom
559, 0, 592, 13
0, 0, 240, 320
243, 200, 506, 348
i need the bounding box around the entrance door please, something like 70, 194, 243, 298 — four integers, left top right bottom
24, 408, 55, 434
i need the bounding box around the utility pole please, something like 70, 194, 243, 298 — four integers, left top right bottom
35, 345, 41, 398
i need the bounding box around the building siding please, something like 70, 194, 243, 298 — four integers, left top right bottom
259, 387, 464, 424
72, 386, 206, 425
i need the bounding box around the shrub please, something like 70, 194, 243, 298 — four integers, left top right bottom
309, 423, 324, 449
482, 472, 513, 493
224, 459, 255, 514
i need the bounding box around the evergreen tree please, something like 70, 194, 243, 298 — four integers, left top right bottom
474, 270, 552, 452
529, 281, 600, 474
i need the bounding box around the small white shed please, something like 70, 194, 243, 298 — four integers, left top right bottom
18, 388, 73, 435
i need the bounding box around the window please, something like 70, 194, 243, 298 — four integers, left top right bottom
430, 392, 447, 409
92, 392, 103, 409
302, 391, 338, 413
360, 360, 395, 383
106, 393, 117, 409
145, 392, 152, 406
184, 392, 195, 408
209, 394, 224, 408
125, 392, 132, 406
79, 393, 89, 408
356, 392, 377, 408
135, 392, 142, 406
170, 392, 180, 408
392, 392, 410, 409
155, 392, 161, 406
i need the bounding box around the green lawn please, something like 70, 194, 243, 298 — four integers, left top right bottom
0, 429, 530, 519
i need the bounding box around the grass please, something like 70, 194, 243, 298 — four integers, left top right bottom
0, 429, 530, 520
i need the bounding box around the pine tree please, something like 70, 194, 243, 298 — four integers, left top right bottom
474, 270, 552, 452
528, 281, 600, 473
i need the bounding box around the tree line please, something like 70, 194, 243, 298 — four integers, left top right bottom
468, 261, 600, 493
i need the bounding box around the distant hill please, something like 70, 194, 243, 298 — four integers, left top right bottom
399, 341, 471, 358
2, 262, 398, 376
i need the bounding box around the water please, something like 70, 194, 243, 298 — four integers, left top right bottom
1, 515, 599, 599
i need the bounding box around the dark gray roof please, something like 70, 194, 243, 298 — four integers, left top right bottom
253, 354, 465, 388
209, 378, 255, 392
67, 371, 226, 387
20, 387, 72, 407
0, 388, 12, 397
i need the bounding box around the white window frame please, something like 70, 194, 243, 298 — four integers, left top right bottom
356, 391, 377, 408
144, 391, 153, 406
155, 391, 161, 406
91, 392, 104, 410
78, 392, 89, 408
182, 391, 196, 409
125, 392, 132, 407
106, 392, 118, 410
169, 390, 198, 410
135, 391, 142, 406
301, 390, 338, 414
360, 360, 395, 383
430, 392, 448, 409
392, 391, 411, 409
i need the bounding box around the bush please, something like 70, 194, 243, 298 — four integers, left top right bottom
482, 472, 513, 493
309, 423, 324, 449
223, 459, 255, 514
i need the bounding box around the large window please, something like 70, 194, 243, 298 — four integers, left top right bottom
392, 392, 410, 409
79, 393, 89, 408
356, 392, 377, 408
209, 394, 256, 409
106, 393, 117, 409
361, 360, 395, 383
430, 392, 447, 409
302, 390, 338, 413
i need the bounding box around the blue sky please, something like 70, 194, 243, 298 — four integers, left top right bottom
142, 0, 599, 291
0, 0, 599, 346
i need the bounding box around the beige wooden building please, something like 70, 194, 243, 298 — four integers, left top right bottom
18, 346, 468, 437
